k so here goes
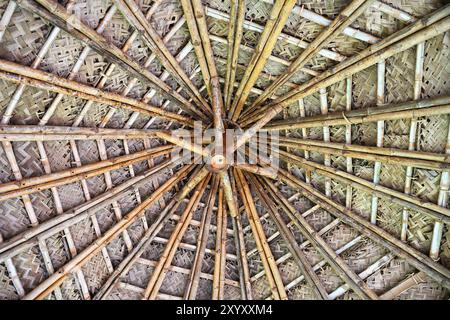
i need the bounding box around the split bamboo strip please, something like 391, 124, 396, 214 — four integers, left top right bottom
22, 163, 195, 300
261, 177, 379, 300
249, 174, 329, 300
234, 168, 287, 300
251, 0, 375, 109
18, 0, 199, 114
229, 0, 297, 121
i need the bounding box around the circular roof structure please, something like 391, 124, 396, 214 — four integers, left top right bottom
0, 0, 449, 300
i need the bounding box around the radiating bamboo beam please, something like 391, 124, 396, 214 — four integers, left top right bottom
0, 125, 182, 141
22, 163, 195, 300
274, 167, 450, 289
228, 0, 297, 121
249, 174, 329, 299
0, 145, 173, 201
261, 0, 380, 44
219, 170, 238, 218
234, 164, 277, 179
0, 156, 179, 261
224, 0, 245, 111
212, 188, 227, 299
234, 168, 287, 300
0, 59, 194, 127
205, 6, 346, 62
275, 149, 450, 223
238, 7, 450, 138
114, 0, 211, 119
18, 0, 201, 116
185, 176, 219, 299
250, 0, 375, 109
263, 95, 450, 131
261, 177, 379, 300
275, 136, 450, 166
143, 173, 212, 299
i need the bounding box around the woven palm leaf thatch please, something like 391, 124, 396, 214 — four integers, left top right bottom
0, 0, 448, 301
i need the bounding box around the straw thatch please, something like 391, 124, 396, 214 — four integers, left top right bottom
0, 0, 449, 300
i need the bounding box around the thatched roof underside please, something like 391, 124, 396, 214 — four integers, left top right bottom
0, 0, 449, 300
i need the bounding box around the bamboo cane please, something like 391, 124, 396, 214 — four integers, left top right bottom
275, 167, 450, 289
22, 163, 195, 300
229, 0, 297, 121
250, 0, 375, 109
116, 0, 211, 118
275, 149, 450, 223
18, 0, 199, 114
249, 174, 329, 300
0, 61, 194, 127
234, 168, 287, 300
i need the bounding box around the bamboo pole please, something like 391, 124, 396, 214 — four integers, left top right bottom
275, 136, 450, 164
22, 163, 195, 300
239, 7, 450, 134
144, 174, 212, 299
0, 125, 182, 141
185, 176, 220, 299
249, 174, 329, 299
260, 176, 379, 300
18, 0, 200, 115
379, 271, 427, 299
0, 145, 172, 200
212, 187, 227, 299
250, 0, 375, 109
229, 0, 297, 121
0, 156, 180, 261
219, 170, 238, 218
115, 0, 211, 119
242, 4, 450, 124
224, 0, 245, 111
274, 167, 450, 289
263, 96, 450, 131
234, 163, 277, 179
234, 168, 287, 300
275, 149, 450, 223
0, 60, 195, 127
